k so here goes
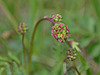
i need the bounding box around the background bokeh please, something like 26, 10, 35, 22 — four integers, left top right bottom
0, 0, 100, 75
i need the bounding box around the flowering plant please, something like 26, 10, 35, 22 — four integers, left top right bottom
18, 14, 81, 75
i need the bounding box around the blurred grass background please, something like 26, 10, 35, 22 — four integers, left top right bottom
0, 0, 100, 75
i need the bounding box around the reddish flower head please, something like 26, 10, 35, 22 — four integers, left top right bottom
51, 14, 62, 22
18, 22, 28, 34
66, 48, 77, 61
51, 22, 70, 43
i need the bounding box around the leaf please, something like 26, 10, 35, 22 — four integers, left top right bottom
6, 63, 12, 75
77, 51, 89, 72
92, 0, 100, 21
40, 69, 49, 75
0, 56, 12, 63
8, 52, 20, 64
51, 56, 65, 75
0, 67, 5, 75
88, 17, 95, 33
0, 37, 11, 51
20, 66, 27, 75
86, 68, 93, 75
13, 62, 21, 75
0, 61, 7, 66
80, 37, 92, 48
90, 44, 100, 58
71, 41, 81, 52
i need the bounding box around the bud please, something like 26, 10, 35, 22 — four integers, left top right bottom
18, 22, 28, 34
66, 48, 77, 61
51, 14, 62, 22
51, 22, 70, 43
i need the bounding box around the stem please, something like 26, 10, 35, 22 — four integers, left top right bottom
22, 34, 26, 68
64, 66, 81, 75
27, 18, 55, 74
65, 40, 72, 48
65, 40, 80, 75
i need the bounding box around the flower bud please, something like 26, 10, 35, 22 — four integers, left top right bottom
66, 48, 77, 61
51, 22, 70, 43
51, 14, 63, 22
18, 22, 28, 34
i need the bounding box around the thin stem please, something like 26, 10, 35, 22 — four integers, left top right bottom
65, 40, 80, 75
27, 18, 55, 74
64, 66, 81, 75
22, 34, 26, 68
65, 40, 72, 48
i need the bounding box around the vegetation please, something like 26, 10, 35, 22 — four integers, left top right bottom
0, 0, 100, 75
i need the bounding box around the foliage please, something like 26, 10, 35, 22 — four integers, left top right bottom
0, 0, 100, 75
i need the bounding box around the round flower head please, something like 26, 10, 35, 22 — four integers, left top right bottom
66, 48, 77, 61
18, 22, 28, 34
51, 22, 70, 43
51, 14, 62, 22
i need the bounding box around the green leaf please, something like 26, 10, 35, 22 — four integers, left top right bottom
0, 37, 11, 51
90, 44, 100, 58
92, 0, 100, 21
40, 69, 49, 75
8, 52, 20, 64
0, 61, 7, 66
13, 62, 21, 75
20, 66, 27, 75
72, 41, 81, 52
51, 56, 65, 75
86, 68, 93, 75
88, 17, 95, 33
6, 63, 11, 75
0, 56, 12, 63
0, 67, 5, 75
77, 51, 89, 72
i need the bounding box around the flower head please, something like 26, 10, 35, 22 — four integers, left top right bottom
51, 14, 62, 22
51, 22, 70, 43
66, 48, 77, 61
18, 22, 28, 34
